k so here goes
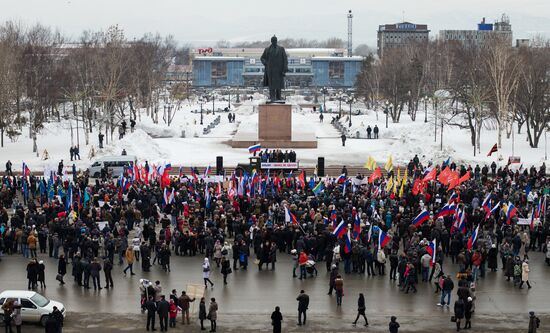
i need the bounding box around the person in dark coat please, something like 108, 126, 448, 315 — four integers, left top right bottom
260, 36, 288, 102
38, 260, 46, 288
389, 316, 400, 333
90, 258, 102, 290
296, 290, 309, 326
352, 293, 368, 326
57, 254, 67, 285
199, 297, 207, 331
220, 256, 231, 285
103, 258, 114, 289
27, 259, 38, 289
157, 295, 170, 332
454, 298, 465, 331
464, 296, 473, 329
271, 306, 283, 333
487, 244, 498, 271
144, 296, 157, 331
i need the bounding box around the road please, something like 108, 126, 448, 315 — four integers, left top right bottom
0, 249, 548, 332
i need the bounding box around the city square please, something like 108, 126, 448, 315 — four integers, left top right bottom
1, 1, 550, 333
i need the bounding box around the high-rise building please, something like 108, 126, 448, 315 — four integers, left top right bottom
377, 22, 430, 57
439, 15, 513, 47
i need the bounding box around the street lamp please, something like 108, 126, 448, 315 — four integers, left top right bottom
210, 92, 215, 115
227, 86, 231, 110
384, 101, 392, 129
337, 91, 344, 118
347, 95, 354, 127
321, 87, 328, 113
199, 96, 205, 125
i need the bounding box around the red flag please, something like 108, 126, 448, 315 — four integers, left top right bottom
487, 143, 498, 157
298, 170, 305, 189
423, 168, 437, 183
368, 167, 382, 184
437, 167, 451, 185
447, 172, 461, 190
412, 178, 424, 195
160, 170, 170, 188
458, 171, 471, 185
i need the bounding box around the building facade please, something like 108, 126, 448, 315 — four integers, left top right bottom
439, 16, 513, 47
377, 22, 430, 57
192, 48, 362, 88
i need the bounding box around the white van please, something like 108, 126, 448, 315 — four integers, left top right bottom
88, 155, 136, 178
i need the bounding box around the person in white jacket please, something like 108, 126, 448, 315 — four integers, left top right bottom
519, 259, 532, 289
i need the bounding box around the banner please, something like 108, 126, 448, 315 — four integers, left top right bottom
261, 162, 299, 169
517, 218, 539, 226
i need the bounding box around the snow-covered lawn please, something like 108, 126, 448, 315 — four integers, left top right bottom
1, 96, 547, 171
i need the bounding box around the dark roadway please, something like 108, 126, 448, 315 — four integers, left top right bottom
0, 248, 548, 332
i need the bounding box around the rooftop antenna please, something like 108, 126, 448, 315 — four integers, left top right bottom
347, 10, 353, 57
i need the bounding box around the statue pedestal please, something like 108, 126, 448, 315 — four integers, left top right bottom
258, 104, 292, 141
229, 103, 317, 149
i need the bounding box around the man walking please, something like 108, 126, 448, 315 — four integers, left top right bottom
438, 275, 454, 307
296, 290, 309, 326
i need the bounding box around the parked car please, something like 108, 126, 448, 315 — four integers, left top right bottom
88, 155, 136, 178
0, 290, 65, 326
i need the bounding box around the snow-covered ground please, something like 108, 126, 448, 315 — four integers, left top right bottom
1, 96, 547, 171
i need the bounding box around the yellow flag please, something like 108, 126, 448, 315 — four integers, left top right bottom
365, 156, 376, 170
402, 168, 408, 185
393, 177, 398, 194
399, 180, 405, 197
385, 176, 393, 192
384, 155, 393, 172
396, 166, 401, 183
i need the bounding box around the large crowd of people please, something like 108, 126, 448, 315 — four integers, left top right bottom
0, 156, 548, 332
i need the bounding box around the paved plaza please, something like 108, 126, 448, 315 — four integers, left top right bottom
1, 247, 548, 332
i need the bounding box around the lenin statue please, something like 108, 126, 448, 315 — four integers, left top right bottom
261, 36, 288, 103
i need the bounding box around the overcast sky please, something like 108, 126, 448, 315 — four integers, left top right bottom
2, 0, 550, 47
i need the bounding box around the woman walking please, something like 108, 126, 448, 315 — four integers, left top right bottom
352, 293, 368, 326
2, 299, 14, 333
199, 297, 207, 331
57, 254, 67, 285
208, 297, 218, 332
464, 296, 473, 329
123, 246, 135, 276
11, 302, 21, 333
519, 258, 532, 289
203, 258, 214, 289
271, 306, 283, 333
38, 260, 46, 288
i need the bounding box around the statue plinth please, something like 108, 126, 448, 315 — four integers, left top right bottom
229, 103, 317, 149
258, 104, 291, 141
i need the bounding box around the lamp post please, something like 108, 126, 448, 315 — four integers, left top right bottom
227, 86, 231, 110
236, 85, 240, 103
348, 95, 354, 127
338, 92, 344, 118
321, 87, 328, 113
200, 97, 205, 125
210, 92, 215, 115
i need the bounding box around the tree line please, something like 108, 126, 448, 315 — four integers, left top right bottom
355, 36, 550, 151
0, 22, 183, 150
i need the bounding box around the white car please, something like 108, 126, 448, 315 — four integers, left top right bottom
0, 291, 65, 326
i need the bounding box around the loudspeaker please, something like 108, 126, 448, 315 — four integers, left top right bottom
317, 157, 325, 177
216, 156, 223, 175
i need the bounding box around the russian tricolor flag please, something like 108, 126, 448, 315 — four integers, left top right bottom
22, 162, 31, 177
204, 166, 211, 177
248, 143, 261, 153
411, 209, 429, 227
378, 229, 391, 249
506, 202, 517, 225
425, 239, 437, 266
467, 225, 479, 250
448, 191, 459, 204
353, 213, 361, 240
336, 174, 347, 184
344, 229, 352, 254
436, 202, 456, 219
333, 220, 347, 238
285, 206, 298, 225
